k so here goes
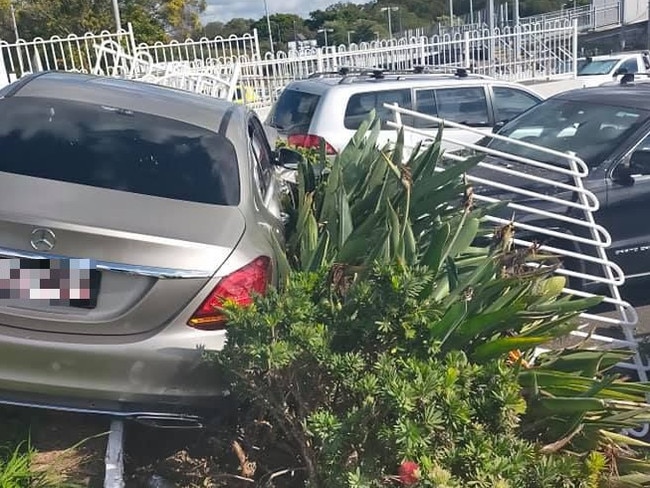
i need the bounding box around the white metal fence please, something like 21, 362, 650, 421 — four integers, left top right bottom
0, 20, 578, 108
0, 24, 136, 86
385, 103, 648, 436
132, 20, 577, 109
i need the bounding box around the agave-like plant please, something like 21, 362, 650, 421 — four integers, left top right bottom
276, 112, 650, 483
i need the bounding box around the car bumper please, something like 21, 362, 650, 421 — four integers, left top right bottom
0, 325, 228, 421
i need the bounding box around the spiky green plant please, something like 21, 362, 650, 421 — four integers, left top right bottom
214, 112, 650, 486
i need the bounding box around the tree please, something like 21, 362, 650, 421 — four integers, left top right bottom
2, 0, 205, 43
162, 0, 206, 39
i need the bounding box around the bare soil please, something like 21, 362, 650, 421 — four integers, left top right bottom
0, 402, 304, 488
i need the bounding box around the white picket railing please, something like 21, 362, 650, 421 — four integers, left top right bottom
134, 31, 261, 66
0, 24, 137, 87
215, 19, 578, 109
0, 20, 578, 107
384, 103, 648, 437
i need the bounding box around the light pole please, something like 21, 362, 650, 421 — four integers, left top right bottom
318, 28, 333, 47
347, 30, 356, 45
9, 0, 19, 41
449, 0, 454, 27
111, 0, 121, 31
380, 6, 399, 39
262, 0, 275, 54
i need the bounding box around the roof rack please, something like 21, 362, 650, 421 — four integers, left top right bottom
307, 65, 477, 84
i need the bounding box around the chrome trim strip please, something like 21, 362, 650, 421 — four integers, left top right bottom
0, 399, 203, 422
0, 397, 204, 427
0, 246, 212, 279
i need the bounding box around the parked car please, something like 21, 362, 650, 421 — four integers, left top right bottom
0, 71, 299, 426
576, 51, 650, 87
475, 76, 650, 287
535, 52, 650, 98
264, 67, 545, 155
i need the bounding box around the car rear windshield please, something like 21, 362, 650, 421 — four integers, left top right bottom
267, 89, 320, 133
0, 97, 240, 206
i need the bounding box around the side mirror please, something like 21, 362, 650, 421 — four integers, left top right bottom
274, 147, 304, 170
493, 120, 507, 132
613, 67, 627, 77
612, 164, 635, 186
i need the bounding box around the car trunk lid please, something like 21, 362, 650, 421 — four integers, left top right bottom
0, 174, 245, 336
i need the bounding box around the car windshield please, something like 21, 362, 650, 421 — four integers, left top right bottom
267, 89, 321, 133
488, 99, 648, 168
0, 97, 241, 205
577, 59, 620, 76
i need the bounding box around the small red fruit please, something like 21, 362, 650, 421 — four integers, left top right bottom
398, 460, 421, 485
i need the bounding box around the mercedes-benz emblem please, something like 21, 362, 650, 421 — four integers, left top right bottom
30, 228, 56, 252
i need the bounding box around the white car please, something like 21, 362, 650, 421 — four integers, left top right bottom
264, 67, 545, 155
577, 52, 650, 87
532, 52, 650, 98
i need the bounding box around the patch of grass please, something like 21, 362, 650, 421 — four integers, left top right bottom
0, 442, 33, 488
0, 439, 89, 488
0, 407, 107, 488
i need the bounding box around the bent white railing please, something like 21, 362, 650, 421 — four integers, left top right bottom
385, 103, 648, 437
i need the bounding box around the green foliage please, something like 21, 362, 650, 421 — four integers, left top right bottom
0, 441, 83, 488
0, 443, 33, 488
213, 264, 627, 486
201, 0, 572, 51
211, 112, 650, 486
0, 0, 205, 43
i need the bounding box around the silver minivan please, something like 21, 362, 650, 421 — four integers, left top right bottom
265, 68, 545, 154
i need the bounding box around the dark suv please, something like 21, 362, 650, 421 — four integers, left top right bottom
478, 80, 650, 285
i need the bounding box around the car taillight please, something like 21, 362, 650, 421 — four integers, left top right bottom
187, 256, 271, 330
287, 134, 337, 155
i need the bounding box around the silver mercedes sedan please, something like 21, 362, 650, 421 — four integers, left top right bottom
0, 71, 293, 427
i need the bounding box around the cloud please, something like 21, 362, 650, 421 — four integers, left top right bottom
202, 0, 367, 23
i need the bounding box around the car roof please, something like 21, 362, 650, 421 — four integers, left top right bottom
283, 71, 529, 94
1, 71, 243, 132
553, 83, 650, 111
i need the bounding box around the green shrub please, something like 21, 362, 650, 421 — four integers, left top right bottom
210, 114, 650, 487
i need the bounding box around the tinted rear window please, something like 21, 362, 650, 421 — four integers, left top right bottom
267, 89, 320, 133
0, 97, 240, 206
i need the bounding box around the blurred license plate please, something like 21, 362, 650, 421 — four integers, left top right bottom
0, 258, 102, 309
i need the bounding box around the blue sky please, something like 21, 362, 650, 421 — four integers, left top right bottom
202, 0, 368, 23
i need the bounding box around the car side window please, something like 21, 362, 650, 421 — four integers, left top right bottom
434, 87, 490, 127
615, 133, 650, 178
249, 119, 274, 197
344, 89, 412, 130
620, 58, 639, 74
492, 87, 540, 125
413, 89, 437, 128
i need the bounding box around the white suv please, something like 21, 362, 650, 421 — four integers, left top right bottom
265, 68, 545, 155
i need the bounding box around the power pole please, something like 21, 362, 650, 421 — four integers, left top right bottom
263, 0, 275, 54
111, 0, 121, 31
647, 0, 650, 50
9, 1, 19, 41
